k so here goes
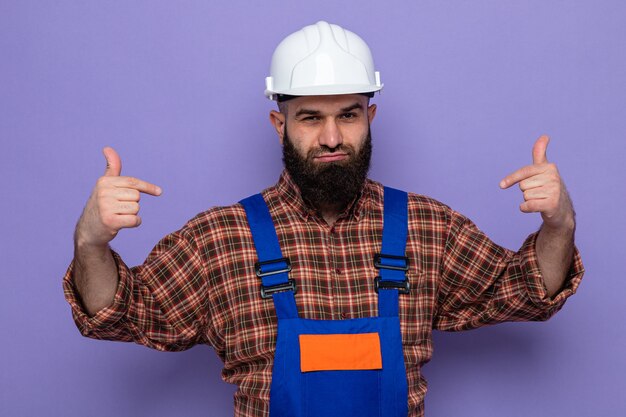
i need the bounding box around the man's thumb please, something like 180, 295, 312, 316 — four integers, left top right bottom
532, 135, 550, 165
103, 147, 122, 176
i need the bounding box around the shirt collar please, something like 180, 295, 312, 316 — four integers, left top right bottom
275, 170, 372, 223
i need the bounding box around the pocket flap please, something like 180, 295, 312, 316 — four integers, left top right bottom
299, 333, 382, 372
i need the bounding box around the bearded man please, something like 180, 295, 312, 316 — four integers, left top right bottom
63, 21, 584, 417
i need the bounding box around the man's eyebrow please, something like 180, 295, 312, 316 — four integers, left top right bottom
340, 103, 364, 113
294, 108, 321, 117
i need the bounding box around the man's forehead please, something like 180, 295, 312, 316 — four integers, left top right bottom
287, 94, 369, 113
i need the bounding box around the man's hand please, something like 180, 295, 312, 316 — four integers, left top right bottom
499, 135, 574, 231
72, 147, 162, 315
499, 135, 576, 297
75, 147, 162, 248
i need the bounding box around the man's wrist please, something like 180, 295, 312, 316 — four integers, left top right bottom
541, 212, 576, 235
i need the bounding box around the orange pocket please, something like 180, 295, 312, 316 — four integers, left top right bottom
299, 333, 382, 372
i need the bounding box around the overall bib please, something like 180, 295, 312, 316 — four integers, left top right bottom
240, 187, 409, 417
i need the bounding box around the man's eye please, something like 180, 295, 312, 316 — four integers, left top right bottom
341, 113, 356, 119
303, 116, 320, 121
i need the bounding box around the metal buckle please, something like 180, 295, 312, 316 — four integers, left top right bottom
254, 257, 292, 278
374, 276, 410, 294
374, 253, 409, 271
260, 279, 297, 299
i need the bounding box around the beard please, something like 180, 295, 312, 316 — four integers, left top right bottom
282, 126, 372, 213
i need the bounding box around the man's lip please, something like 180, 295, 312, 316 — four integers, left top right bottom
314, 153, 349, 162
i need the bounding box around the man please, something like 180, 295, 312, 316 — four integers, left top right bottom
64, 21, 583, 417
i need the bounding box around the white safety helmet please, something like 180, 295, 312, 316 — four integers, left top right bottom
265, 21, 383, 101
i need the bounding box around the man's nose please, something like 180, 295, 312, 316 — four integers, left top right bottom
318, 119, 343, 149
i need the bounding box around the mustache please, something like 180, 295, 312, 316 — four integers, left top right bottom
307, 144, 355, 159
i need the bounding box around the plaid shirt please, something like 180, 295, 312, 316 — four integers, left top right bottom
63, 170, 584, 417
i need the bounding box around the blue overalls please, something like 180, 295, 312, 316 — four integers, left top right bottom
240, 187, 409, 417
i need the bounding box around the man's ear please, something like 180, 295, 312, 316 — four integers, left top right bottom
269, 110, 286, 145
367, 103, 377, 124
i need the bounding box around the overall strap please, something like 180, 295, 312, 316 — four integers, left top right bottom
240, 194, 298, 319
376, 187, 410, 317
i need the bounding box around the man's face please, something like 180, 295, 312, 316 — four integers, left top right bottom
274, 94, 375, 159
269, 94, 377, 211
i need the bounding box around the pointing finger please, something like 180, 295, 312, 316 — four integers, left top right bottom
116, 176, 162, 196
499, 164, 545, 189
532, 135, 550, 165
103, 147, 122, 177
517, 176, 543, 191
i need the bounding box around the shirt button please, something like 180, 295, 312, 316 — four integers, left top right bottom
340, 311, 348, 319
335, 268, 342, 275
330, 227, 336, 234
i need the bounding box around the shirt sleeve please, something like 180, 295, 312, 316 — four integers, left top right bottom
62, 226, 212, 352
433, 209, 584, 332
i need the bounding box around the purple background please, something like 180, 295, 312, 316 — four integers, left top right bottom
2, 1, 625, 416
